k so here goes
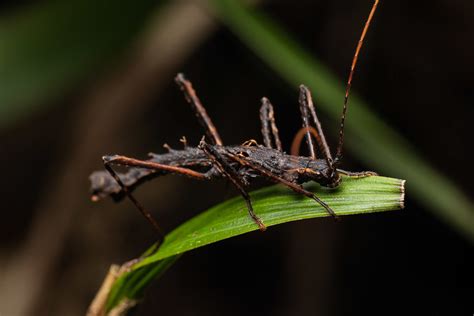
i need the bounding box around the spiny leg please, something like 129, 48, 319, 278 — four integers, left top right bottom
260, 97, 282, 151
226, 153, 339, 219
198, 140, 266, 231
299, 85, 333, 162
175, 73, 223, 146
298, 86, 317, 160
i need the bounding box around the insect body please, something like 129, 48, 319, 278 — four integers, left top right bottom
90, 1, 380, 243
91, 145, 334, 202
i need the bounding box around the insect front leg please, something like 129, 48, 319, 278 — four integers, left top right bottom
298, 85, 333, 162
198, 140, 266, 231
259, 97, 282, 151
226, 154, 339, 220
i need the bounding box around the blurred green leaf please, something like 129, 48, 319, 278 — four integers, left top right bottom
0, 0, 162, 128
106, 176, 404, 311
208, 0, 474, 241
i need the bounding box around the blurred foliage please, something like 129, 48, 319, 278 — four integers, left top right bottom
3, 0, 470, 240
208, 0, 474, 241
105, 176, 405, 311
0, 0, 162, 128
1, 0, 471, 313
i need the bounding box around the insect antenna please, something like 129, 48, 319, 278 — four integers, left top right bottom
335, 0, 379, 163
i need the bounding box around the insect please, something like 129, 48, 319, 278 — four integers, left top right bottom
89, 0, 380, 245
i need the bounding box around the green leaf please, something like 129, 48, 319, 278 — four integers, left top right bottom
208, 0, 474, 241
106, 175, 404, 311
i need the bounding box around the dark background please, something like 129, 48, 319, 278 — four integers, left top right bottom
0, 1, 472, 315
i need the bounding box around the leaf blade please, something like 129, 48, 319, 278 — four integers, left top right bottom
106, 175, 404, 310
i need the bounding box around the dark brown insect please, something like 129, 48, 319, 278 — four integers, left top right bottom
90, 1, 380, 245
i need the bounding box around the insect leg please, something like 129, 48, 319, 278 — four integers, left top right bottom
227, 154, 339, 219
300, 85, 333, 161
103, 155, 210, 180
102, 155, 212, 246
337, 169, 378, 178
103, 159, 165, 248
175, 73, 223, 145
299, 85, 333, 163
259, 97, 282, 151
199, 140, 267, 231
298, 86, 317, 159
